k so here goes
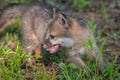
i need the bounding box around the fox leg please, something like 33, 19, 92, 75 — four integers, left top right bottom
67, 54, 86, 68
21, 12, 41, 66
66, 49, 86, 68
34, 45, 41, 56
23, 40, 39, 66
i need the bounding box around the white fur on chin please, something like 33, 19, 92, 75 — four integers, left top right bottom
50, 37, 75, 48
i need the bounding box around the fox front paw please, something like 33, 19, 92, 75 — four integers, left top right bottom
67, 54, 86, 68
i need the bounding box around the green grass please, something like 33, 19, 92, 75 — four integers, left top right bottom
57, 50, 119, 80
6, 0, 30, 4
73, 0, 91, 10
0, 1, 119, 79
45, 0, 62, 9
87, 17, 97, 33
0, 21, 119, 80
45, 0, 91, 10
0, 34, 57, 80
100, 3, 109, 22
106, 31, 120, 40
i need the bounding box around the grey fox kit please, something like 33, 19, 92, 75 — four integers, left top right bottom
0, 4, 106, 68
43, 11, 106, 69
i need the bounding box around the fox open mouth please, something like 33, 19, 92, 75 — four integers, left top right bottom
47, 44, 60, 54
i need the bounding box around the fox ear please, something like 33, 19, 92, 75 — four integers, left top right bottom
58, 13, 69, 28
53, 8, 59, 18
53, 8, 68, 28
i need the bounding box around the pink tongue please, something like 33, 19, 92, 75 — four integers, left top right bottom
48, 45, 59, 54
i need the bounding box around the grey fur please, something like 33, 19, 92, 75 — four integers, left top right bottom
0, 5, 52, 65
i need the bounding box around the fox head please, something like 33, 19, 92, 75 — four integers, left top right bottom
43, 11, 75, 54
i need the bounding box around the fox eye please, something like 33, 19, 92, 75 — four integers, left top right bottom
50, 34, 55, 39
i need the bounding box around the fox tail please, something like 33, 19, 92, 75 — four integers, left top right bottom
0, 5, 26, 31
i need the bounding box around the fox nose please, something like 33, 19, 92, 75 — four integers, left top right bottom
43, 39, 52, 48
46, 41, 52, 48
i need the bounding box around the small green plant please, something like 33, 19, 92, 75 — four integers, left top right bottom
100, 3, 109, 21
99, 40, 106, 57
87, 17, 103, 42
6, 0, 30, 4
87, 17, 97, 33
46, 0, 62, 9
0, 41, 25, 79
59, 63, 72, 80
73, 0, 90, 10
101, 56, 119, 80
106, 31, 120, 40
81, 35, 96, 53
